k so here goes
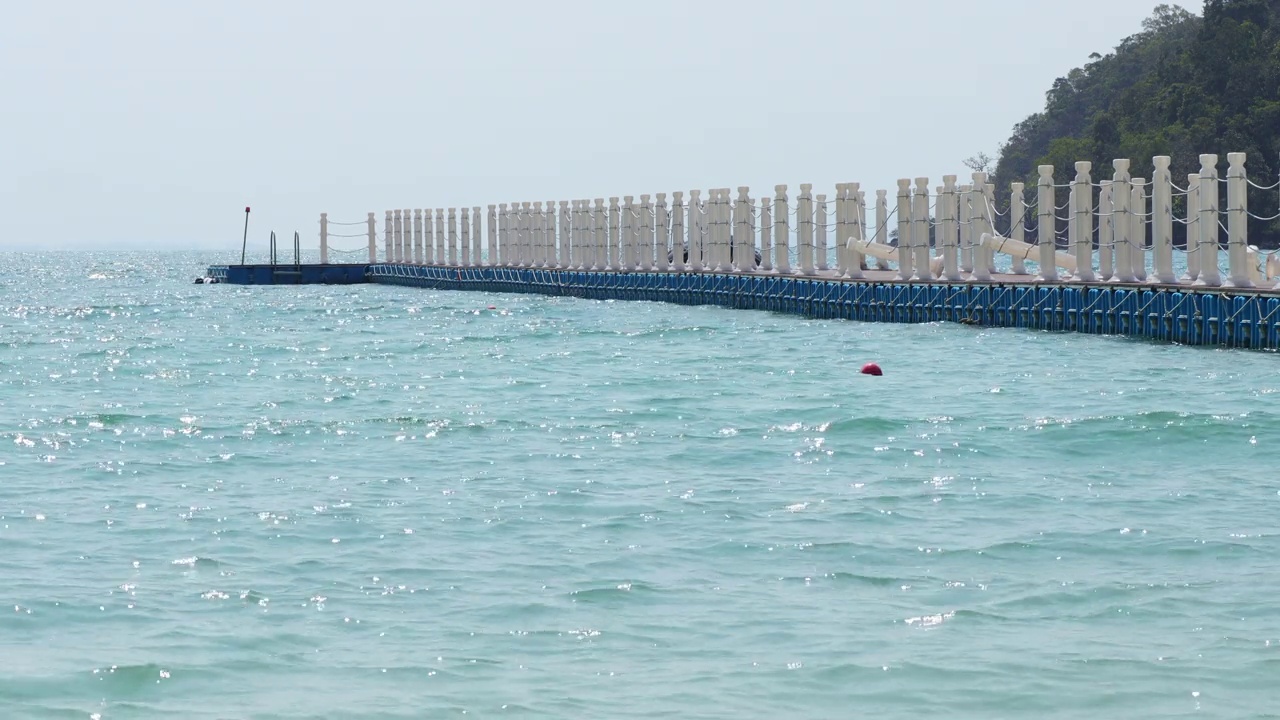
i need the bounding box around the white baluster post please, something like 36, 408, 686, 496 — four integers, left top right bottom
465, 206, 476, 267
736, 187, 754, 271
319, 213, 329, 264
384, 210, 393, 263
939, 176, 960, 280
640, 194, 653, 271
656, 193, 669, 271
606, 197, 620, 271
969, 178, 992, 282
1182, 175, 1200, 282
1226, 152, 1251, 287
593, 199, 605, 271
411, 209, 422, 264
1037, 166, 1058, 282
1073, 162, 1095, 281
894, 180, 911, 280
1111, 160, 1135, 283
366, 212, 376, 264
1098, 184, 1113, 280
434, 209, 445, 266
798, 184, 815, 275
1009, 184, 1027, 274
1196, 155, 1221, 286
558, 200, 570, 269
1131, 180, 1148, 281
1151, 157, 1175, 283
487, 205, 497, 267
773, 186, 789, 273
689, 190, 704, 272
472, 206, 482, 267
761, 195, 774, 273
446, 208, 458, 266
912, 178, 931, 280
671, 192, 685, 271
392, 209, 403, 263
846, 183, 865, 279
874, 189, 890, 270
814, 192, 829, 272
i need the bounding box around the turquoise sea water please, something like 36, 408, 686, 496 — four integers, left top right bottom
2, 251, 1278, 719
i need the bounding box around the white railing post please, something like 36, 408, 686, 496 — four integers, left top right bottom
446, 208, 457, 266
1008, 184, 1027, 274
1131, 180, 1148, 281
796, 184, 814, 275
535, 202, 547, 268
384, 210, 394, 263
639, 194, 653, 271
1097, 183, 1113, 280
621, 196, 635, 270
1111, 160, 1135, 283
410, 209, 421, 264
401, 209, 411, 263
1196, 155, 1221, 286
688, 190, 704, 272
571, 200, 582, 270
1151, 157, 1175, 283
846, 183, 865, 279
497, 205, 508, 267
607, 197, 620, 271
760, 195, 773, 273
545, 201, 556, 268
912, 178, 932, 280
940, 176, 960, 280
472, 206, 482, 267
873, 189, 890, 270
736, 187, 754, 271
985, 182, 1000, 275
1037, 165, 1058, 282
388, 209, 398, 263
1226, 152, 1251, 287
894, 180, 912, 280
715, 189, 726, 271
834, 183, 847, 275
592, 199, 605, 271
956, 186, 971, 275
434, 209, 445, 266
773, 186, 789, 273
487, 205, 497, 267
319, 213, 329, 264
970, 174, 992, 282
465, 206, 476, 267
1182, 175, 1200, 282
392, 209, 403, 263
520, 202, 533, 267
814, 191, 829, 272
544, 200, 554, 268
655, 193, 669, 271
670, 192, 685, 271
1072, 162, 1095, 281
427, 208, 437, 265
366, 212, 376, 264
555, 197, 565, 267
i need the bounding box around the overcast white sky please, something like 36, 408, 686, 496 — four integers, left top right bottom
1, 0, 1186, 251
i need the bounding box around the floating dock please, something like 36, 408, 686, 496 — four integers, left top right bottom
210, 151, 1280, 351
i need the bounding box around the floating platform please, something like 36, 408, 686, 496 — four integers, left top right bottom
207, 263, 1280, 350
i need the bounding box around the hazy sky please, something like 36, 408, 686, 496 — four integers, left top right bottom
2, 0, 1184, 252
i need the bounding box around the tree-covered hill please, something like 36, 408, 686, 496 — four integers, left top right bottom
989, 0, 1280, 246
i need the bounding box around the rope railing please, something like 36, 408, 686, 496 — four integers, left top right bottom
309, 151, 1278, 290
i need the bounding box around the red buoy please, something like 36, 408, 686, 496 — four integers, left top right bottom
860, 362, 883, 376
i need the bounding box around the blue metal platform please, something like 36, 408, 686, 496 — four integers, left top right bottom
207, 263, 1280, 351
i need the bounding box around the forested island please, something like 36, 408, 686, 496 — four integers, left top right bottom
984, 0, 1279, 247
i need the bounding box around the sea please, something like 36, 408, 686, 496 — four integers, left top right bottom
1, 251, 1277, 719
